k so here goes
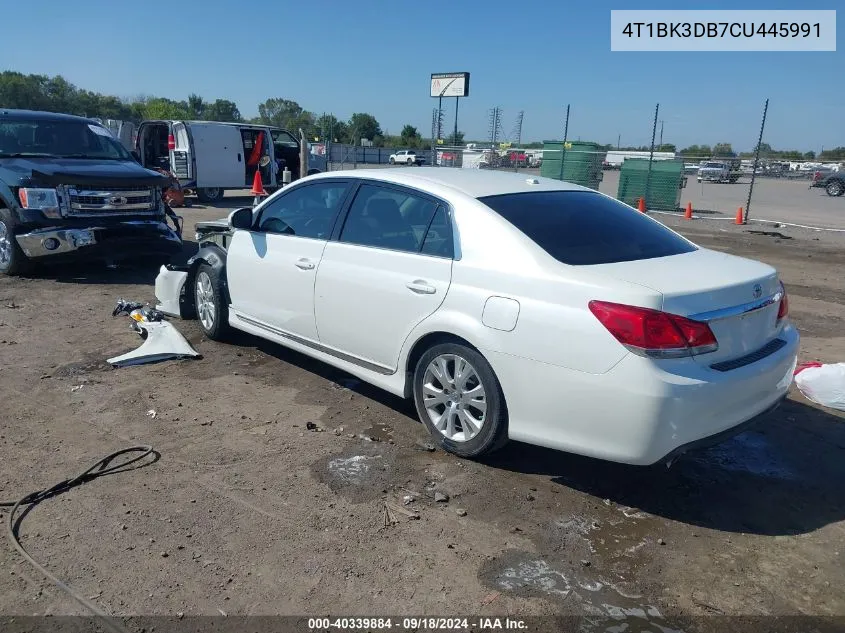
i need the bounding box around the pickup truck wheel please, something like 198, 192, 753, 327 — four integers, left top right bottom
389, 157, 395, 165
0, 210, 31, 276
197, 187, 223, 203
194, 263, 230, 340
407, 158, 414, 165
826, 180, 844, 197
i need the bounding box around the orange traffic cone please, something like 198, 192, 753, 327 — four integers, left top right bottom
251, 170, 267, 197
735, 207, 744, 225
684, 202, 693, 220
638, 197, 646, 213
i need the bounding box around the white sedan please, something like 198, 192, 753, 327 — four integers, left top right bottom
160, 168, 799, 465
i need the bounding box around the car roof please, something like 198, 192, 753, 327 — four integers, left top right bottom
312, 167, 591, 198
0, 108, 95, 124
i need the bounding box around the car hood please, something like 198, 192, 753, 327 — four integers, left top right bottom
0, 157, 169, 188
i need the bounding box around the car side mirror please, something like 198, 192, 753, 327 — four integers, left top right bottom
229, 207, 253, 230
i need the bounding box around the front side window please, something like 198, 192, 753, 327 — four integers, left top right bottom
339, 184, 440, 254
0, 119, 131, 160
478, 190, 697, 265
255, 182, 349, 239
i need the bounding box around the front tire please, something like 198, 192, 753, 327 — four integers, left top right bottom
0, 210, 31, 276
826, 180, 844, 197
194, 263, 230, 340
412, 343, 508, 458
389, 157, 395, 165
197, 187, 223, 203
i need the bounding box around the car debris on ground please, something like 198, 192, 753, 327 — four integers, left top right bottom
107, 298, 201, 367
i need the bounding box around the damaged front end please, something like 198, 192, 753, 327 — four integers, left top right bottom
13, 169, 183, 264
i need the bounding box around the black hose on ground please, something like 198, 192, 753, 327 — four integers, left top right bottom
1, 446, 157, 633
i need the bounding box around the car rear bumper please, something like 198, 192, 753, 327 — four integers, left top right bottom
16, 220, 182, 262
488, 323, 799, 465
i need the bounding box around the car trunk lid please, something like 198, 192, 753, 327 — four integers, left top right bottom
589, 248, 783, 365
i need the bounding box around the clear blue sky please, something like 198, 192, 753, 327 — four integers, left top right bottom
2, 0, 841, 151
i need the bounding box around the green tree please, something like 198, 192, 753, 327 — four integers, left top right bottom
204, 99, 242, 122
679, 145, 712, 159
187, 94, 206, 119
445, 130, 465, 146
257, 98, 315, 133
400, 124, 422, 148
819, 147, 845, 161
314, 114, 348, 143
712, 143, 734, 157
803, 151, 816, 160
348, 113, 382, 143
142, 98, 190, 120
657, 143, 676, 153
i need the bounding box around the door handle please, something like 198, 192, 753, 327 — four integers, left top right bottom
237, 153, 242, 162
406, 280, 436, 295
295, 258, 315, 270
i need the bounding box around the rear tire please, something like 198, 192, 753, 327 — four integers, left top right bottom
0, 209, 31, 276
197, 187, 223, 203
194, 263, 230, 341
826, 180, 844, 197
412, 342, 508, 458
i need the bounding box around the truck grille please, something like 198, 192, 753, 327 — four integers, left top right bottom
62, 185, 159, 216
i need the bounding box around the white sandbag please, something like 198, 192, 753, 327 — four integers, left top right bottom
794, 362, 845, 411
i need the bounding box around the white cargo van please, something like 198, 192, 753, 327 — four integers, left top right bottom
134, 120, 326, 203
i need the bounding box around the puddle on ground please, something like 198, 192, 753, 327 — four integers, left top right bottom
363, 421, 394, 442
480, 551, 684, 632
311, 443, 403, 503
327, 455, 381, 483
694, 431, 796, 480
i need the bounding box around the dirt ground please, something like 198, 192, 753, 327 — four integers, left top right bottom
1, 202, 843, 632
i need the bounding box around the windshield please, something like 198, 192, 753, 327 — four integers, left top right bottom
478, 190, 697, 265
702, 162, 725, 168
0, 118, 132, 160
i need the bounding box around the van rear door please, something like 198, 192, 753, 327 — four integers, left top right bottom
170, 122, 193, 180
190, 123, 245, 189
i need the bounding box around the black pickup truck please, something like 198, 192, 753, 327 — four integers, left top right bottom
0, 109, 183, 275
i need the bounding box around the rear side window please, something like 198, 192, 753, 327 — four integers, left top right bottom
477, 191, 697, 265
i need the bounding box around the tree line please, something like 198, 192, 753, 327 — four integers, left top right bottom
0, 71, 455, 149
2, 72, 841, 160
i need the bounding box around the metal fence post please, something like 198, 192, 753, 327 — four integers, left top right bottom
743, 98, 769, 225
644, 103, 659, 211
558, 104, 570, 181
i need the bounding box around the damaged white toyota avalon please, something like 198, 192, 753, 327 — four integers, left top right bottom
155, 168, 798, 466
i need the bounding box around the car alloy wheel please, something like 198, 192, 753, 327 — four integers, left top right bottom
827, 180, 844, 197
195, 270, 216, 331
422, 353, 487, 442
0, 221, 11, 268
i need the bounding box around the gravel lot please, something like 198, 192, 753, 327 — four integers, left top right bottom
0, 196, 843, 631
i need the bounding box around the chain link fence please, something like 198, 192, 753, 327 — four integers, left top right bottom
323, 100, 843, 228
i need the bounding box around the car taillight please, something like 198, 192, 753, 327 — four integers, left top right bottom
777, 282, 788, 321
167, 134, 176, 151
588, 300, 718, 358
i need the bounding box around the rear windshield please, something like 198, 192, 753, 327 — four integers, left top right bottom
477, 190, 697, 265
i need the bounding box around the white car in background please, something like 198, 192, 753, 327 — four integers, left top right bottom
159, 169, 798, 466
389, 150, 425, 165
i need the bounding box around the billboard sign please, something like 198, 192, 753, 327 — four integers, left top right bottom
430, 72, 470, 98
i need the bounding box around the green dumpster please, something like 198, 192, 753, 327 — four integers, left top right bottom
617, 158, 686, 211
540, 141, 605, 190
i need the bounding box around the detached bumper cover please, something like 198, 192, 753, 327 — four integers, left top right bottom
15, 220, 182, 260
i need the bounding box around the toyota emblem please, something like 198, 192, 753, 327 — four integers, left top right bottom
108, 196, 128, 206
753, 283, 762, 298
